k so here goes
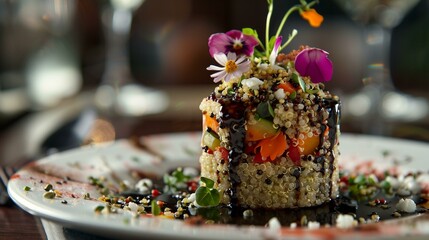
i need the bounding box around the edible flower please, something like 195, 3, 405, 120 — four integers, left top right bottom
208, 30, 259, 57
206, 52, 251, 83
269, 36, 282, 66
294, 48, 333, 83
300, 9, 324, 28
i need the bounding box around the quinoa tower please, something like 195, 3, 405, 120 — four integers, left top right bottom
199, 0, 340, 208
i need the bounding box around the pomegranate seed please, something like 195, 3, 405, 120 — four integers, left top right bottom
151, 189, 160, 197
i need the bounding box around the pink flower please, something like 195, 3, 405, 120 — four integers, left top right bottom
207, 52, 250, 83
269, 36, 282, 65
295, 48, 333, 83
208, 30, 259, 57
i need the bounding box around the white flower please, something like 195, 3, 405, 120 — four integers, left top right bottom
207, 52, 250, 83
241, 77, 263, 90
396, 198, 416, 213
336, 214, 356, 229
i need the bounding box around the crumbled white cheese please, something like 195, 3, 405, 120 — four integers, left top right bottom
308, 221, 320, 230
268, 217, 281, 231
135, 178, 153, 194
187, 193, 196, 203
336, 214, 356, 229
403, 176, 421, 194
290, 222, 297, 229
274, 88, 286, 100
128, 202, 139, 212
241, 77, 264, 90
396, 198, 416, 213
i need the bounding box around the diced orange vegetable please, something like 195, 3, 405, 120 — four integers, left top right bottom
256, 132, 288, 160
203, 113, 219, 133
298, 134, 320, 155
246, 118, 278, 141
277, 82, 296, 94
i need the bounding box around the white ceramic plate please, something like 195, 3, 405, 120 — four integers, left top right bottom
8, 132, 429, 239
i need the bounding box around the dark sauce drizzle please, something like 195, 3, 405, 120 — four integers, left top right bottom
217, 97, 247, 207
318, 98, 341, 198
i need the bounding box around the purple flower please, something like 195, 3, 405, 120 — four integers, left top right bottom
208, 30, 259, 57
295, 48, 333, 83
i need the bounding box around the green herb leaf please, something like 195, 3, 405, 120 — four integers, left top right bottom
195, 186, 220, 207
292, 73, 306, 92
242, 28, 258, 39
200, 176, 215, 188
94, 205, 105, 213
256, 101, 274, 120
289, 91, 296, 100
163, 167, 192, 193
306, 89, 319, 94
227, 88, 235, 96
151, 200, 161, 216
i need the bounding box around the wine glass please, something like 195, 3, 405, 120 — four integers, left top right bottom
335, 0, 428, 135
95, 0, 168, 116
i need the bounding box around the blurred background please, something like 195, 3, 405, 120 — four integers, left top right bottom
0, 0, 428, 163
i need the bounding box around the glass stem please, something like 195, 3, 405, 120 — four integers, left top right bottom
102, 8, 133, 90
362, 25, 393, 135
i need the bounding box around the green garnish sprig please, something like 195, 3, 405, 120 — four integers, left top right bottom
163, 167, 192, 193
195, 177, 220, 207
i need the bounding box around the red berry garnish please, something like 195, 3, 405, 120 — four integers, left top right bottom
151, 189, 160, 197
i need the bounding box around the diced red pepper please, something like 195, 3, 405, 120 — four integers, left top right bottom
244, 141, 257, 154
187, 181, 198, 192
218, 147, 229, 162
151, 189, 160, 197
288, 146, 301, 165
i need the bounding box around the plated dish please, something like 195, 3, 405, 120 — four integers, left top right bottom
8, 132, 429, 239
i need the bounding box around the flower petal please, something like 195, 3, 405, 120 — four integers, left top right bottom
235, 55, 247, 65
226, 52, 237, 61
226, 30, 243, 39
206, 65, 224, 71
269, 36, 282, 65
213, 53, 228, 66
208, 33, 231, 57
295, 48, 333, 83
213, 71, 227, 83
300, 9, 324, 28
237, 60, 251, 73
210, 70, 226, 78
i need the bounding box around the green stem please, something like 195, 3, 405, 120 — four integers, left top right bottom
279, 30, 297, 52
274, 5, 301, 39
257, 38, 266, 52
265, 1, 274, 57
